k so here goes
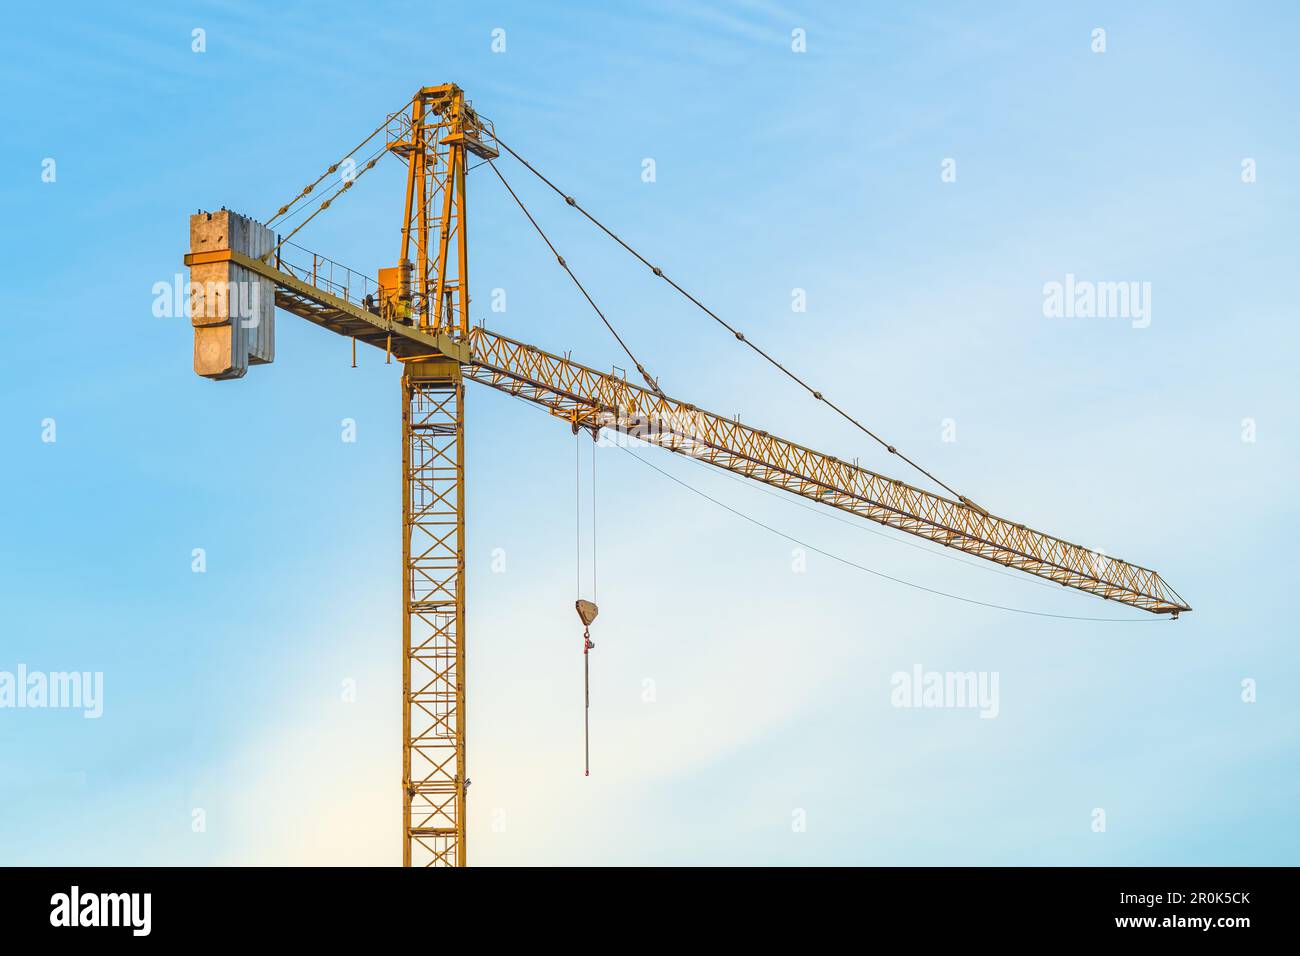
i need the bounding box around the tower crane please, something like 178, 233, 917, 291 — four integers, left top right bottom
181, 84, 1191, 867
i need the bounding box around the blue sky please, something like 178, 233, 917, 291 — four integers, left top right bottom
1, 0, 1297, 865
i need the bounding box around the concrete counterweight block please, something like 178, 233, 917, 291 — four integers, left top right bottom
188, 209, 276, 379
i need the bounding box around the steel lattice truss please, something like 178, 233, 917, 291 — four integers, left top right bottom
403, 368, 466, 867
463, 328, 1190, 615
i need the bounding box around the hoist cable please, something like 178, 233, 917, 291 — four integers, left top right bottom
584, 627, 592, 777
575, 431, 582, 596
575, 431, 595, 778
619, 445, 1161, 623
573, 432, 599, 600
493, 136, 980, 510
486, 160, 665, 397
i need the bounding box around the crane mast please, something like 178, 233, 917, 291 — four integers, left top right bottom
180, 83, 1190, 867
385, 86, 496, 867
401, 360, 466, 867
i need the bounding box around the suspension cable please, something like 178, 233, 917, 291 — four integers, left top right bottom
267, 101, 406, 227
268, 141, 388, 258
487, 160, 665, 396
494, 136, 982, 511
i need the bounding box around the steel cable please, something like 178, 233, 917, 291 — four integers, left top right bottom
619, 445, 1161, 623
267, 100, 407, 227
487, 160, 665, 396
494, 136, 983, 511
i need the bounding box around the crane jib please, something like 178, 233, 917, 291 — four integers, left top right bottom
459, 328, 1189, 616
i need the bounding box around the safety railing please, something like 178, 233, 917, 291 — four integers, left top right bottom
271, 239, 450, 328
274, 239, 379, 311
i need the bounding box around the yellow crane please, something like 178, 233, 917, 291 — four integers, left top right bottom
181, 84, 1190, 867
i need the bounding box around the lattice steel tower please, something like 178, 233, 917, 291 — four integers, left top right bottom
387, 86, 496, 866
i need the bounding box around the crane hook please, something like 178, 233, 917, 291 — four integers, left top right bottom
576, 599, 599, 776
